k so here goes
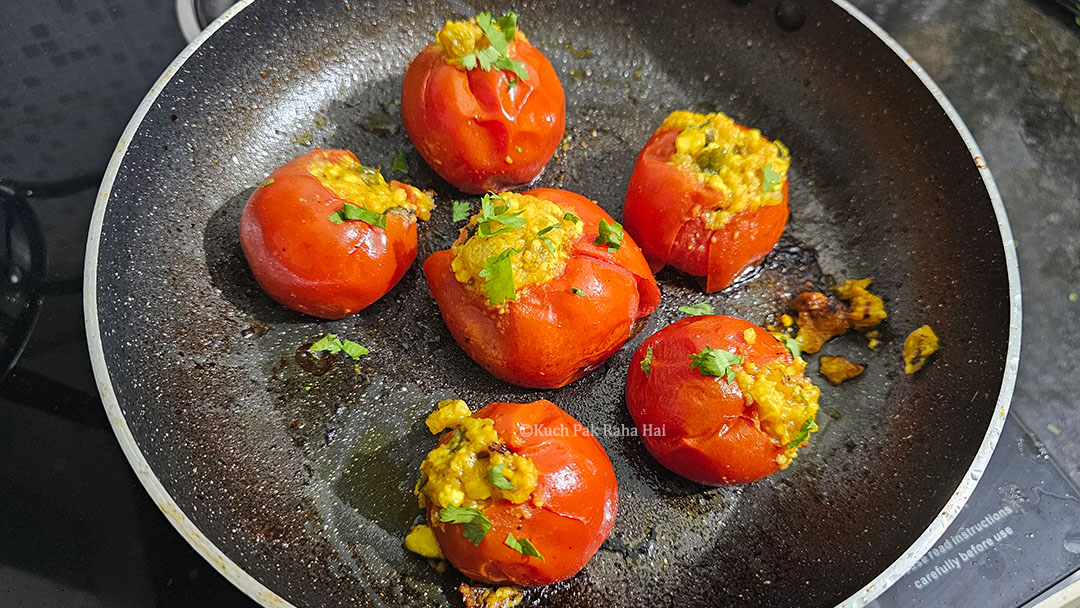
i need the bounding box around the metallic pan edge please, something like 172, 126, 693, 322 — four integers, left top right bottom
82, 1, 1021, 607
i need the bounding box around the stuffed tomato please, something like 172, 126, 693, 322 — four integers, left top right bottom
623, 111, 790, 292
407, 399, 618, 586
423, 188, 660, 388
401, 11, 565, 194
239, 149, 433, 319
626, 315, 819, 485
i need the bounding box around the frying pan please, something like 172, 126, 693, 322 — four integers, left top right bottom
83, 0, 1021, 606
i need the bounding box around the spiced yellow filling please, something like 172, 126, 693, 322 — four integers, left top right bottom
308, 152, 433, 220
734, 357, 820, 467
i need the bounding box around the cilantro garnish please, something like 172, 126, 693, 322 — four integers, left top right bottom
476, 193, 526, 238
678, 301, 714, 316
452, 200, 472, 222
781, 335, 802, 359
571, 287, 585, 297
535, 223, 560, 254
640, 345, 654, 377
328, 202, 388, 229
439, 506, 492, 547
260, 178, 275, 188
448, 428, 466, 452
308, 334, 370, 360
515, 146, 523, 153
391, 151, 409, 174
762, 164, 782, 193
593, 219, 624, 252
504, 533, 544, 561
488, 464, 516, 490
460, 12, 530, 88
688, 346, 744, 382
479, 248, 519, 306
563, 212, 579, 223
787, 417, 818, 449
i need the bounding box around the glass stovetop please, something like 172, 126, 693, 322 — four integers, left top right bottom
2, 1, 1078, 606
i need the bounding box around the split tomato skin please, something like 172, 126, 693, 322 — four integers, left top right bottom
239, 149, 426, 319
401, 32, 565, 194
625, 315, 792, 485
623, 126, 789, 292
423, 188, 660, 389
427, 400, 618, 587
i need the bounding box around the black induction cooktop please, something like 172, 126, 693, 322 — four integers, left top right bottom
2, 1, 1078, 607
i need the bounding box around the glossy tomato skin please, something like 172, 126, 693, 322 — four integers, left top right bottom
423, 188, 660, 389
239, 149, 424, 319
401, 33, 565, 194
625, 315, 792, 485
623, 127, 789, 292
428, 400, 617, 586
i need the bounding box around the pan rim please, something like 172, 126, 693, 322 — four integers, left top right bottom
82, 1, 1022, 607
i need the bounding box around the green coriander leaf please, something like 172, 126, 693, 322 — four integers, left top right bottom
439, 506, 492, 547
504, 533, 544, 560
787, 417, 818, 449
488, 464, 516, 490
309, 334, 342, 354
476, 193, 526, 238
571, 287, 585, 297
448, 428, 466, 452
337, 338, 369, 360
479, 248, 519, 306
640, 345, 654, 377
515, 146, 523, 153
328, 210, 345, 224
1070, 292, 1078, 302
762, 164, 782, 193
460, 11, 529, 90
536, 223, 560, 254
493, 55, 529, 83
563, 212, 579, 223
338, 202, 388, 230
593, 219, 624, 252
781, 335, 802, 359
688, 346, 744, 382
452, 200, 472, 222
1049, 423, 1062, 436
678, 301, 714, 316
391, 151, 409, 174
260, 178, 275, 188
493, 11, 519, 43
461, 53, 478, 70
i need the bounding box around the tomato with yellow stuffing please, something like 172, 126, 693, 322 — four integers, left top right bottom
401, 11, 565, 194
623, 111, 790, 292
405, 398, 618, 586
239, 149, 433, 319
625, 315, 820, 485
423, 188, 660, 389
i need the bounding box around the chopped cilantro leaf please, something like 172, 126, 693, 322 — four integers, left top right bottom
328, 202, 387, 229
1049, 423, 1062, 436
515, 146, 523, 153
571, 287, 585, 297
504, 533, 544, 561
479, 248, 519, 306
309, 334, 342, 354
781, 335, 802, 359
448, 428, 465, 452
391, 151, 409, 174
536, 223, 560, 254
787, 417, 818, 449
452, 200, 472, 222
439, 506, 492, 547
563, 212, 580, 223
260, 178, 275, 188
593, 218, 624, 252
488, 464, 516, 490
476, 193, 526, 238
678, 301, 714, 316
640, 345, 654, 377
688, 346, 744, 382
762, 164, 782, 193
459, 11, 529, 90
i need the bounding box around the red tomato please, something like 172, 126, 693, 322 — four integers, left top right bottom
625, 315, 799, 485
401, 27, 565, 194
423, 188, 660, 388
239, 149, 431, 319
428, 399, 617, 586
623, 126, 789, 292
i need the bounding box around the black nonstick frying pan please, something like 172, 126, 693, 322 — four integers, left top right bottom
84, 0, 1021, 606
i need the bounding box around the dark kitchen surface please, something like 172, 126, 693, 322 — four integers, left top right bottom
0, 1, 1076, 607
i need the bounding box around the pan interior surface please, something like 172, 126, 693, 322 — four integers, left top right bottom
88, 0, 1013, 606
